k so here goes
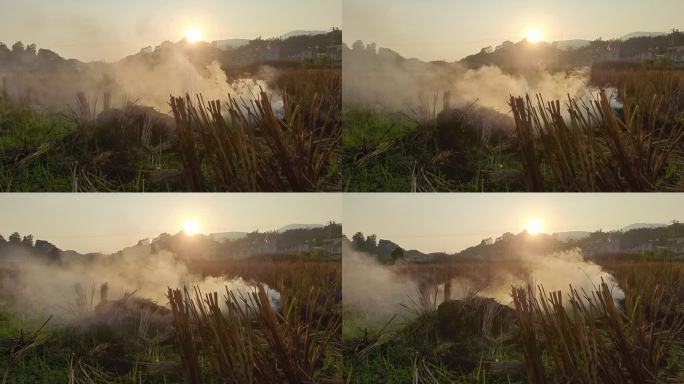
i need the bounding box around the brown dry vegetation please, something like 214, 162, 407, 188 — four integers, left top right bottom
168, 259, 342, 384
1, 68, 341, 192
513, 257, 684, 384
345, 255, 684, 384
343, 65, 684, 192
0, 257, 341, 383
510, 67, 684, 191
169, 67, 341, 192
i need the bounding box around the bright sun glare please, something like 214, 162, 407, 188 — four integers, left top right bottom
185, 27, 203, 44
526, 28, 543, 44
526, 219, 543, 235
182, 219, 201, 236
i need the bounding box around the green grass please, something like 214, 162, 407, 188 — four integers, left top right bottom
0, 311, 183, 383
0, 103, 74, 191
0, 100, 217, 192
343, 311, 527, 384
341, 107, 524, 192
0, 67, 342, 192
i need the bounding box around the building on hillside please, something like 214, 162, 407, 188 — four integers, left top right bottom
667, 237, 684, 254
245, 234, 278, 256
283, 241, 313, 255
581, 237, 622, 256
289, 47, 317, 61
668, 46, 684, 64
591, 44, 621, 63
635, 49, 657, 61
324, 238, 342, 256
328, 44, 343, 63
627, 241, 659, 254
250, 44, 280, 62
233, 43, 281, 65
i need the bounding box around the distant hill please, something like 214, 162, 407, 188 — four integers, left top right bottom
552, 39, 591, 50
278, 224, 325, 233
621, 223, 668, 232
0, 223, 343, 263
552, 231, 591, 242
211, 39, 250, 50
209, 232, 248, 242
208, 31, 328, 51
458, 29, 684, 71
351, 221, 684, 265
620, 32, 667, 41
281, 30, 327, 39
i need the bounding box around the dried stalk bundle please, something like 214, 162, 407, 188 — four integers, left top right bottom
167, 280, 341, 384
170, 90, 341, 192
510, 89, 684, 191
512, 280, 684, 384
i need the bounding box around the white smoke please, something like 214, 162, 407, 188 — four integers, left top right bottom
0, 244, 281, 321
343, 45, 592, 114
439, 248, 625, 306
111, 50, 232, 112
343, 243, 624, 322
342, 242, 418, 323
0, 43, 281, 113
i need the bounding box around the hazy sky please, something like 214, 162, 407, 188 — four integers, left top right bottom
0, 193, 342, 254
344, 194, 684, 254
344, 0, 684, 61
0, 0, 341, 62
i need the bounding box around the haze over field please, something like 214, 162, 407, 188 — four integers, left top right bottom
0, 0, 342, 62
344, 0, 684, 61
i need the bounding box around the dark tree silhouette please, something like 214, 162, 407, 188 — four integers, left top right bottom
8, 232, 21, 244
11, 41, 24, 53
390, 246, 405, 263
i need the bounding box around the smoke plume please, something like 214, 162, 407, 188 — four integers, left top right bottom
343, 243, 624, 321
0, 243, 281, 321
457, 248, 625, 306
0, 42, 278, 113
342, 241, 418, 321
343, 44, 591, 115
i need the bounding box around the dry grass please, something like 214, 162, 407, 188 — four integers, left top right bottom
510, 88, 684, 191
167, 260, 341, 383
512, 276, 684, 384
170, 86, 340, 192
590, 65, 684, 111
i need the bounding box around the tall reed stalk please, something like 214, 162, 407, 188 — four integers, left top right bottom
512, 280, 684, 384
167, 281, 341, 384
510, 89, 684, 191
170, 90, 340, 192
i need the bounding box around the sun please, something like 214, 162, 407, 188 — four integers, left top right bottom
526, 28, 543, 44
182, 219, 201, 236
185, 27, 203, 44
526, 219, 544, 235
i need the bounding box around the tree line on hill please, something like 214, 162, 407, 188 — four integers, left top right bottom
0, 222, 343, 263
0, 29, 342, 75
351, 221, 684, 265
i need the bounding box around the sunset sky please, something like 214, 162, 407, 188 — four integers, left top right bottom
0, 194, 342, 253
344, 0, 684, 61
344, 194, 684, 254
0, 0, 341, 61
